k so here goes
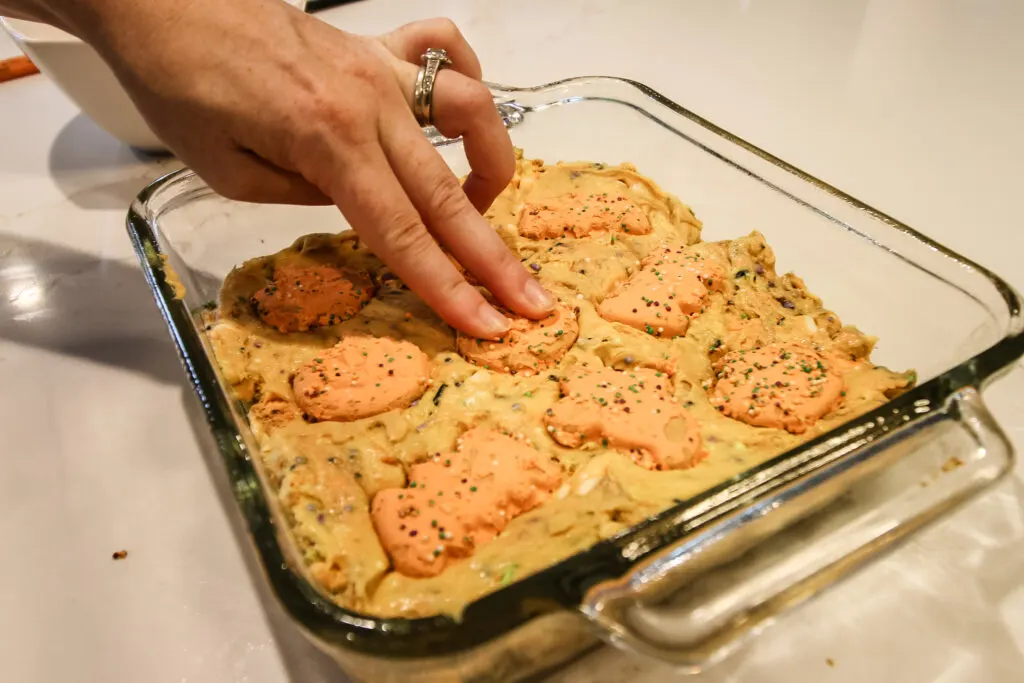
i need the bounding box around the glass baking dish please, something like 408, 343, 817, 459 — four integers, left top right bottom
126, 76, 1024, 682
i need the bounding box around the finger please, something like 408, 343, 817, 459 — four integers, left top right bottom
431, 70, 515, 212
323, 146, 511, 339
387, 59, 514, 213
380, 113, 553, 320
199, 148, 332, 205
378, 17, 482, 80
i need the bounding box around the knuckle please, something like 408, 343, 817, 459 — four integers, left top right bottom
290, 101, 377, 171
296, 57, 386, 137
306, 89, 366, 131
382, 214, 433, 258
430, 178, 471, 222
347, 55, 389, 89
463, 81, 494, 112
441, 279, 477, 312
207, 172, 256, 202
431, 17, 462, 41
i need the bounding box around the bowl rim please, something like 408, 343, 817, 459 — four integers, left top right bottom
0, 16, 80, 45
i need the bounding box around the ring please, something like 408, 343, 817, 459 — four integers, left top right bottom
412, 48, 452, 127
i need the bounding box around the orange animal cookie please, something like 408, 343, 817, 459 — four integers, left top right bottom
518, 192, 652, 239
598, 244, 725, 338
252, 263, 374, 333
710, 342, 844, 433
544, 366, 703, 470
456, 301, 579, 374
371, 428, 563, 577
292, 336, 431, 422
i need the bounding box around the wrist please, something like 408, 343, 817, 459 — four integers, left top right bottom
49, 0, 202, 59
0, 2, 73, 33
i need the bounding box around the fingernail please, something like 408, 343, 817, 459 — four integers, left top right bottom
478, 303, 511, 337
524, 278, 554, 311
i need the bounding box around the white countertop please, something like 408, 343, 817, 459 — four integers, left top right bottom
3, 1, 1024, 681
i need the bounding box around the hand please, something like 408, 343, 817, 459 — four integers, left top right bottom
65, 0, 552, 337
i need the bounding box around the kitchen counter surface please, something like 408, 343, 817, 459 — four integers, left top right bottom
2, 1, 1023, 681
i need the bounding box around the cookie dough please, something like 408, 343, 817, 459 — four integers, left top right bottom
206, 151, 914, 619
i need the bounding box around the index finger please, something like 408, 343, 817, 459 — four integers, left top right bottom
380, 113, 554, 321
325, 147, 511, 339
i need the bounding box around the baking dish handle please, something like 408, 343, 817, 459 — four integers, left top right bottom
578, 386, 1013, 671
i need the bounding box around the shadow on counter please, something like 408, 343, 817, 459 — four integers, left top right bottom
46, 113, 176, 211
0, 231, 217, 385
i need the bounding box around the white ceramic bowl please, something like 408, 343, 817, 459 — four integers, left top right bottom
1, 17, 166, 151
1, 1, 308, 152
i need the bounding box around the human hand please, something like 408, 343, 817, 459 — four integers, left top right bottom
65, 0, 552, 337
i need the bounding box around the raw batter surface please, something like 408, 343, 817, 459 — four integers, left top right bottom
207, 152, 913, 618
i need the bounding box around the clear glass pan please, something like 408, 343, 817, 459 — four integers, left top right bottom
127, 76, 1023, 682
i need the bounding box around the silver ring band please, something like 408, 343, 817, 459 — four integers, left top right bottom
412, 48, 452, 127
